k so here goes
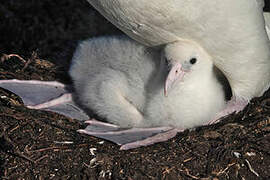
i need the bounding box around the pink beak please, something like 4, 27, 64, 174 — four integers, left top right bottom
164, 63, 186, 96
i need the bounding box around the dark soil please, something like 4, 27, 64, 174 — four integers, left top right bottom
1, 1, 270, 179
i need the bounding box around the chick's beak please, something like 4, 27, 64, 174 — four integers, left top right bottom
164, 62, 186, 96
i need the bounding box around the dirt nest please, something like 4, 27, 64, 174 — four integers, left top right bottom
1, 1, 270, 179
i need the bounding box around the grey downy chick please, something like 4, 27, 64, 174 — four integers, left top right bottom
69, 36, 227, 129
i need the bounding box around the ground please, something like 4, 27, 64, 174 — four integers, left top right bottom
0, 1, 270, 179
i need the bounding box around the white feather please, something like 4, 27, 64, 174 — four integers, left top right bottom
69, 36, 226, 128
264, 12, 270, 39
70, 36, 159, 127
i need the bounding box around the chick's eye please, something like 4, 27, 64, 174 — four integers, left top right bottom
189, 58, 197, 64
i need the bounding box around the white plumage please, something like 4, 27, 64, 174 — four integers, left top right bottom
87, 0, 270, 108
69, 36, 226, 128
69, 36, 159, 127
264, 12, 270, 38
144, 40, 227, 128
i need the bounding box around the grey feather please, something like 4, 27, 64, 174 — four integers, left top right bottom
69, 36, 227, 129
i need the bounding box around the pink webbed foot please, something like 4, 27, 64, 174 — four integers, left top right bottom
120, 128, 184, 150
78, 120, 183, 150
0, 79, 89, 120
208, 97, 248, 125
0, 79, 183, 150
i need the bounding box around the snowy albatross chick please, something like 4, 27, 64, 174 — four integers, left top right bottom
69, 36, 228, 149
